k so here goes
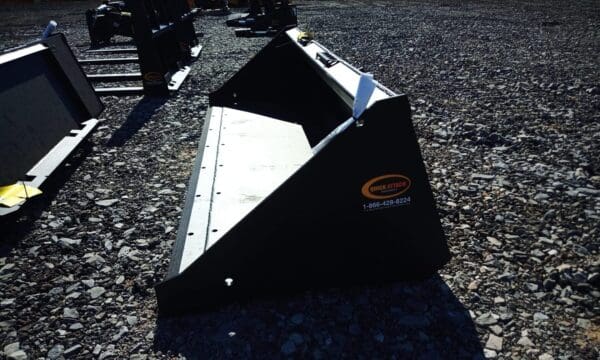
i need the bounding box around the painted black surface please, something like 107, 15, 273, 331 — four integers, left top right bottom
157, 96, 450, 314
0, 34, 102, 186
226, 3, 297, 34
85, 0, 200, 96
210, 32, 352, 146
41, 34, 105, 119
85, 1, 134, 47
157, 33, 450, 315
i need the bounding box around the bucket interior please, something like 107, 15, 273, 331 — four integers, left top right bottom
210, 32, 356, 146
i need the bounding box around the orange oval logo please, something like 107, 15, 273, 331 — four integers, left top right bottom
361, 174, 411, 200
143, 72, 163, 82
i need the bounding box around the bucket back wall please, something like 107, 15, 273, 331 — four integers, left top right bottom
210, 32, 352, 146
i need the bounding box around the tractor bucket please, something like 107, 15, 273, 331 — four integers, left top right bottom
155, 28, 450, 315
0, 33, 103, 215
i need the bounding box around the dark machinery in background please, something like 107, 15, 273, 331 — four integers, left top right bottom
226, 0, 297, 37
155, 28, 450, 314
0, 30, 103, 216
196, 0, 230, 14
79, 0, 202, 96
85, 1, 134, 47
197, 0, 248, 11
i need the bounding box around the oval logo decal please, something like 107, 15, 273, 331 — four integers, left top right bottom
361, 174, 411, 200
143, 72, 163, 82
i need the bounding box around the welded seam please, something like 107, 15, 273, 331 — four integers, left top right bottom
203, 108, 224, 252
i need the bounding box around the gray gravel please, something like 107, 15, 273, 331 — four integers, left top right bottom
0, 0, 599, 359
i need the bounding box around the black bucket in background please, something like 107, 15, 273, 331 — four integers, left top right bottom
0, 34, 103, 215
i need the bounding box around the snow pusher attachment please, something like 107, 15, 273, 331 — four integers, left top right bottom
0, 33, 103, 215
156, 28, 450, 314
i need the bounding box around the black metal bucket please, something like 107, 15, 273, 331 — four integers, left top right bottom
156, 28, 450, 315
0, 34, 103, 215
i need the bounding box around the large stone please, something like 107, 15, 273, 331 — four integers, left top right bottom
533, 312, 549, 322
96, 199, 119, 207
58, 238, 81, 248
88, 287, 106, 299
47, 344, 64, 360
3, 342, 20, 355
64, 345, 82, 356
476, 312, 498, 326
517, 336, 535, 347
63, 307, 79, 319
7, 350, 28, 360
485, 334, 503, 351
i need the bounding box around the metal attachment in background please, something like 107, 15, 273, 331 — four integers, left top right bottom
226, 2, 298, 37
0, 33, 104, 216
80, 0, 203, 96
85, 1, 133, 47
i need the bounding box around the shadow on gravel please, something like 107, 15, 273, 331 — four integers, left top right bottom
153, 275, 483, 359
106, 96, 168, 147
0, 142, 93, 256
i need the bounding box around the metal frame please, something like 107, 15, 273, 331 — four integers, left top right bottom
81, 0, 202, 96
0, 34, 103, 215
91, 65, 191, 95
78, 57, 138, 65
85, 48, 137, 54
156, 28, 450, 314
86, 72, 142, 81
227, 4, 297, 37
85, 2, 134, 47
0, 119, 99, 216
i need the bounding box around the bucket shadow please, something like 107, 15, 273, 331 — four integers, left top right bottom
106, 96, 168, 147
153, 275, 483, 359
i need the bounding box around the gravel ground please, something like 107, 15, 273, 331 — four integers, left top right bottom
0, 0, 599, 359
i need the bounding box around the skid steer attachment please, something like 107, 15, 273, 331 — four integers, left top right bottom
0, 34, 103, 215
81, 0, 202, 96
85, 1, 134, 47
226, 2, 297, 37
156, 28, 450, 315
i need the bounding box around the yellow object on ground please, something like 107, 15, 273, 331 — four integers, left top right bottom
0, 183, 42, 208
